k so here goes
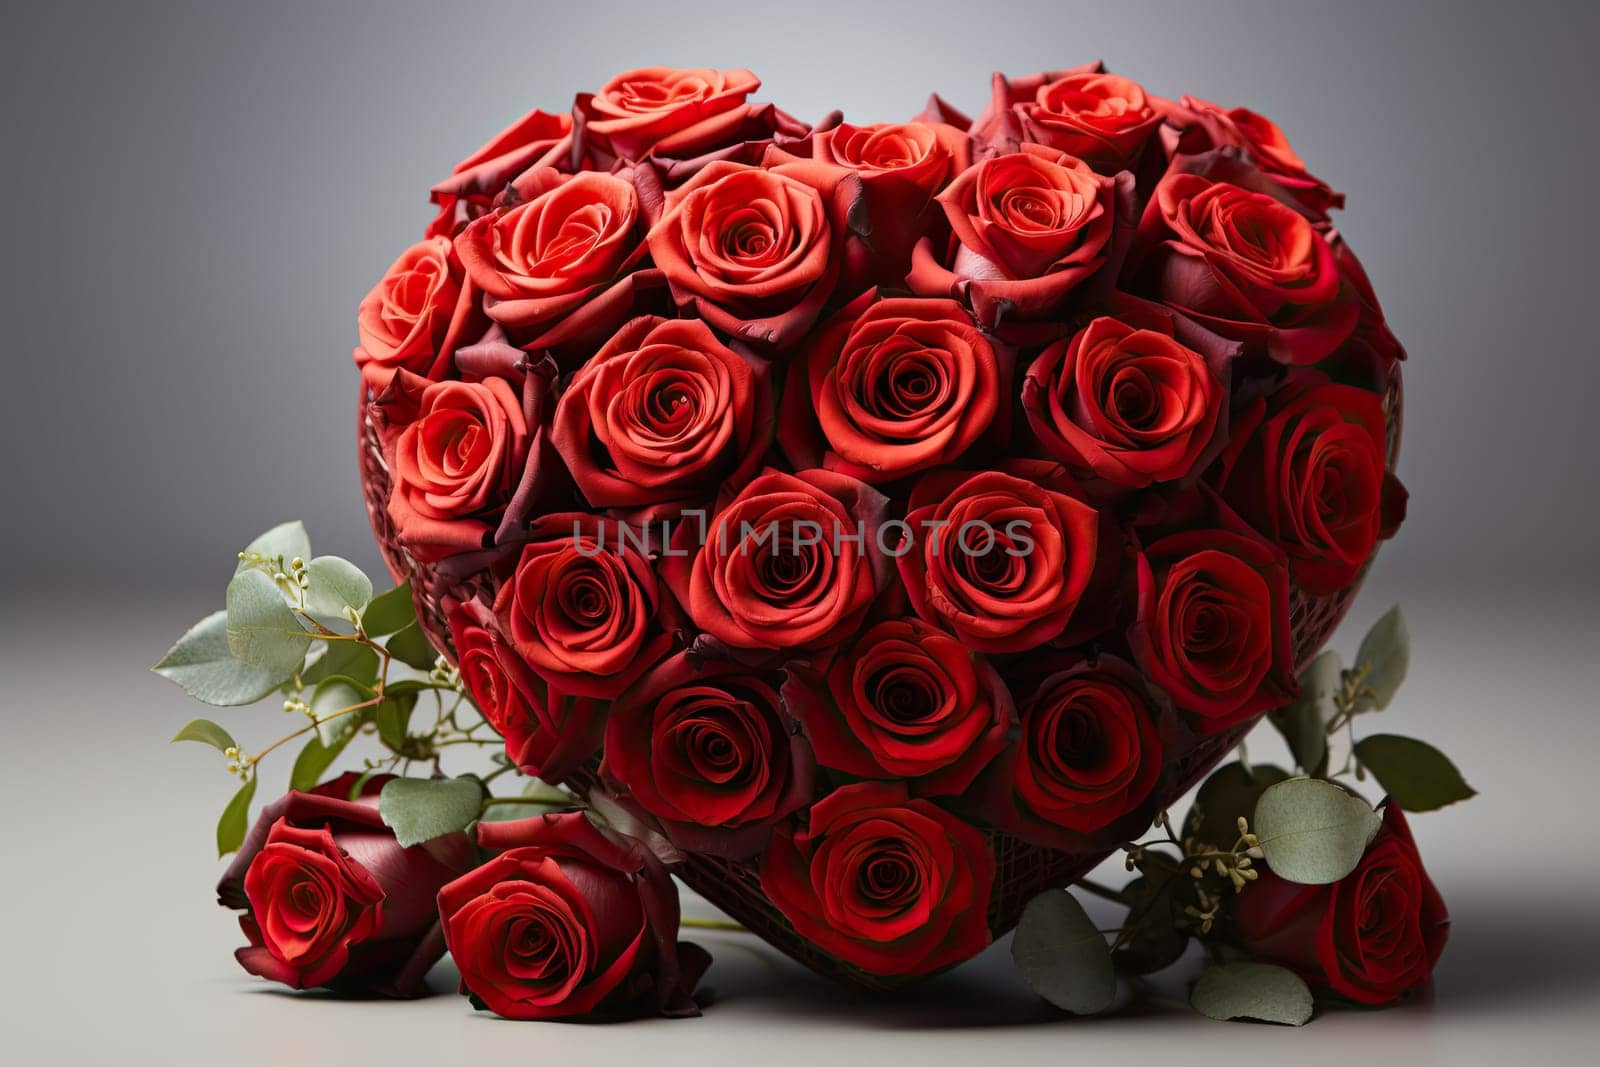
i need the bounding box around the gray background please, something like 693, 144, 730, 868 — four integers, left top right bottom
3, 1, 1597, 1063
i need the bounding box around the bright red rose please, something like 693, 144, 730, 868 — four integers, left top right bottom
897, 468, 1099, 653
910, 144, 1119, 328
578, 66, 761, 163
1216, 373, 1405, 595
216, 774, 476, 997
660, 467, 888, 652
1234, 803, 1448, 1006
779, 293, 1007, 483
354, 236, 481, 391
448, 603, 604, 784
551, 315, 772, 515
1171, 96, 1343, 216
978, 655, 1163, 845
643, 157, 866, 348
494, 514, 674, 698
439, 812, 710, 1020
426, 109, 574, 238
1129, 525, 1295, 731
385, 375, 529, 563
602, 651, 813, 857
759, 781, 993, 976
454, 168, 648, 346
1021, 312, 1226, 490
1132, 169, 1356, 365
781, 617, 1014, 795
973, 66, 1163, 170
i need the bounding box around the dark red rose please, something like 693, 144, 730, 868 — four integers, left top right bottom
551, 315, 772, 516
778, 292, 1007, 483
1131, 167, 1356, 365
577, 66, 761, 164
216, 774, 476, 997
972, 65, 1164, 170
1234, 803, 1448, 1006
1216, 373, 1405, 596
439, 812, 710, 1020
426, 109, 574, 238
1129, 525, 1294, 732
897, 468, 1100, 653
1022, 311, 1227, 490
643, 157, 866, 349
978, 655, 1163, 845
759, 781, 993, 977
447, 602, 604, 784
494, 514, 674, 698
661, 467, 888, 652
453, 168, 650, 348
910, 143, 1120, 328
1169, 96, 1343, 216
354, 236, 481, 391
782, 617, 1014, 795
602, 651, 813, 857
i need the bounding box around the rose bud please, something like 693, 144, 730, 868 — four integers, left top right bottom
1215, 372, 1406, 595
602, 651, 813, 857
909, 144, 1121, 329
438, 812, 710, 1020
781, 617, 1014, 795
353, 236, 481, 392
577, 66, 761, 165
897, 468, 1100, 654
426, 109, 574, 238
760, 781, 994, 977
1129, 524, 1295, 732
551, 315, 773, 517
495, 514, 675, 699
660, 467, 889, 652
216, 773, 476, 997
1233, 803, 1449, 1006
1167, 95, 1343, 216
970, 65, 1164, 171
778, 293, 1009, 484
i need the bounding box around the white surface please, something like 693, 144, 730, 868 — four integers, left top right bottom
3, 583, 1597, 1064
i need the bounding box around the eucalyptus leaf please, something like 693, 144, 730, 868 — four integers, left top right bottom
385, 621, 440, 671
171, 718, 237, 753
376, 693, 415, 752
309, 676, 372, 748
1354, 734, 1476, 811
217, 776, 258, 858
361, 582, 416, 636
378, 776, 485, 848
300, 639, 381, 688
1183, 761, 1290, 854
300, 556, 373, 622
153, 611, 281, 706
225, 569, 312, 677
1353, 605, 1408, 712
1011, 889, 1116, 1015
235, 521, 310, 575
1253, 777, 1381, 884
1270, 651, 1340, 775
479, 779, 578, 822
288, 732, 353, 794
1191, 962, 1313, 1026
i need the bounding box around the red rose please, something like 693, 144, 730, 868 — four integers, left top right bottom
426, 109, 574, 238
661, 467, 888, 652
897, 468, 1099, 653
1021, 311, 1227, 490
384, 375, 530, 563
644, 157, 866, 348
439, 812, 710, 1020
578, 66, 761, 163
447, 603, 604, 784
910, 144, 1120, 328
778, 293, 1007, 483
1171, 96, 1343, 215
973, 66, 1163, 170
978, 655, 1163, 845
781, 617, 1014, 795
454, 168, 649, 347
354, 236, 481, 391
759, 781, 993, 977
551, 315, 773, 516
1234, 803, 1448, 1006
494, 514, 674, 698
1132, 168, 1356, 365
1216, 373, 1406, 595
1129, 525, 1294, 731
216, 774, 476, 997
602, 651, 813, 857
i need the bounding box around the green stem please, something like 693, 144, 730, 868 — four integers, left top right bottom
1076, 877, 1132, 906
680, 917, 748, 933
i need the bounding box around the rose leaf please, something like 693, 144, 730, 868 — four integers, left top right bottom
216, 775, 257, 858
288, 732, 353, 794
360, 581, 417, 636
1353, 734, 1476, 811
384, 621, 440, 671
171, 717, 237, 753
